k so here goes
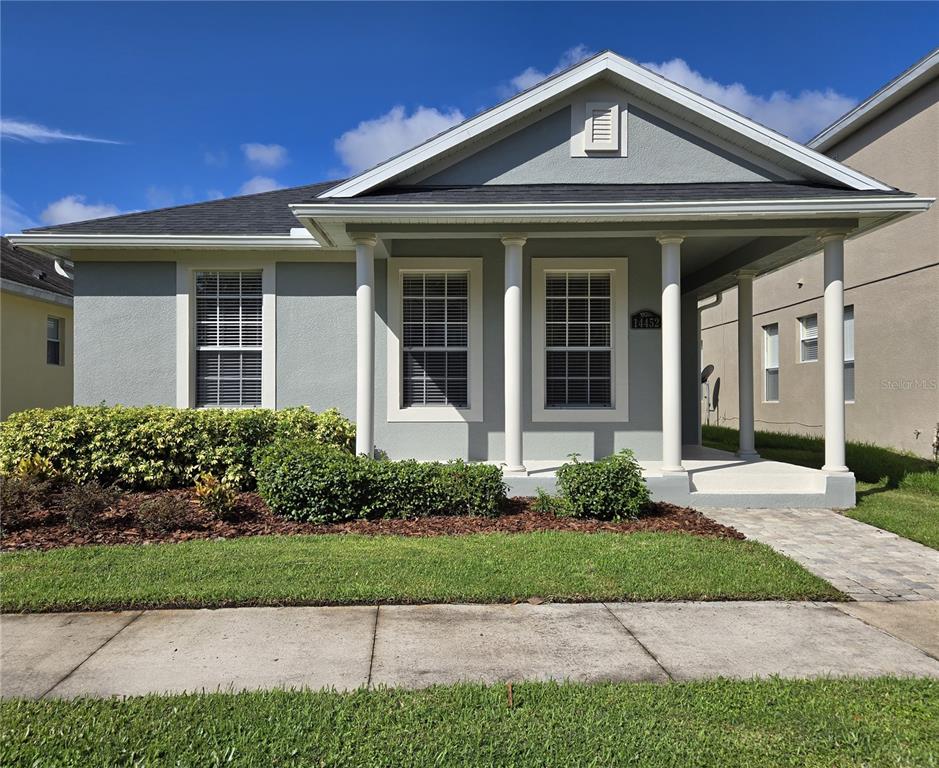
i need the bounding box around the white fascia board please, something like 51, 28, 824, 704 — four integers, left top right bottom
322, 51, 893, 198
6, 233, 322, 249
292, 196, 934, 223
810, 48, 939, 152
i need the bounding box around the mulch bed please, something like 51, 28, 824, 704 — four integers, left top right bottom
1, 491, 743, 551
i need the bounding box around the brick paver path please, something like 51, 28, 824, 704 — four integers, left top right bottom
705, 508, 939, 602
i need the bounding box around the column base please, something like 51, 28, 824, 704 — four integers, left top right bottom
503, 464, 529, 476
660, 465, 686, 475
736, 450, 761, 460
822, 464, 850, 474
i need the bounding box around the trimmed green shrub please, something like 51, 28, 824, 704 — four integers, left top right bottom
60, 481, 119, 531
255, 442, 506, 523
554, 450, 651, 520
0, 406, 355, 491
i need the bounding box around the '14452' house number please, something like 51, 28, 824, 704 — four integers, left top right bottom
631, 310, 661, 330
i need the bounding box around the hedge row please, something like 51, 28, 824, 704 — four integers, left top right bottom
0, 406, 355, 490
256, 441, 506, 522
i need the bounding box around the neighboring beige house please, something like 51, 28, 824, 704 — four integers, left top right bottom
700, 49, 939, 458
0, 237, 74, 418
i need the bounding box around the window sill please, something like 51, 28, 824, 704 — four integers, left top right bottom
387, 404, 482, 423
532, 405, 628, 423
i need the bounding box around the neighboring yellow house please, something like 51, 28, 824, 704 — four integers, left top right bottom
1, 236, 74, 418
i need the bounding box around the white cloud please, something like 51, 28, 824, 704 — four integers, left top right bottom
1, 118, 122, 144
239, 176, 282, 195
241, 143, 288, 171
641, 58, 856, 142
40, 195, 126, 226
203, 149, 228, 167
334, 105, 466, 174
1, 193, 37, 233
206, 189, 225, 200
504, 45, 597, 96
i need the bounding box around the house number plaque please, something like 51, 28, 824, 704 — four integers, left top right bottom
631, 310, 661, 330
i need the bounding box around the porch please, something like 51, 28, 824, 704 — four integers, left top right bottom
498, 445, 854, 509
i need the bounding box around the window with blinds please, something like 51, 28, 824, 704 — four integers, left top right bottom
763, 323, 779, 402
544, 271, 613, 408
195, 271, 262, 407
799, 314, 818, 362
402, 272, 469, 408
844, 305, 855, 402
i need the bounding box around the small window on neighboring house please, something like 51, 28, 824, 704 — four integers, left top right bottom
844, 305, 855, 402
195, 271, 262, 408
584, 102, 619, 152
763, 323, 779, 402
402, 272, 469, 408
545, 271, 613, 408
799, 314, 818, 362
46, 317, 62, 365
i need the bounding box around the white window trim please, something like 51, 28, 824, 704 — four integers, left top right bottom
46, 315, 64, 366
798, 313, 818, 364
844, 305, 855, 404
763, 323, 779, 403
531, 258, 628, 423
386, 257, 484, 422
584, 101, 620, 152
175, 260, 276, 409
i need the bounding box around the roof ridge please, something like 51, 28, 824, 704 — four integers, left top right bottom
25, 179, 344, 233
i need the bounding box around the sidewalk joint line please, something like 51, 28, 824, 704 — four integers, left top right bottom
39, 610, 145, 699
601, 603, 673, 682
366, 605, 380, 688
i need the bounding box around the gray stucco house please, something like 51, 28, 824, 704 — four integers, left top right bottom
9, 51, 933, 507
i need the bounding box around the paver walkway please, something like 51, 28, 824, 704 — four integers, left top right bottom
2, 601, 938, 699
704, 507, 939, 602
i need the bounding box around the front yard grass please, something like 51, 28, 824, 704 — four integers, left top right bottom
703, 425, 939, 549
0, 531, 840, 612
3, 678, 937, 767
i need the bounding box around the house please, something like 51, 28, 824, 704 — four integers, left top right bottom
700, 48, 939, 458
0, 237, 74, 418
7, 51, 934, 507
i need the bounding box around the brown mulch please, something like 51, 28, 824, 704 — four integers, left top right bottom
0, 490, 743, 551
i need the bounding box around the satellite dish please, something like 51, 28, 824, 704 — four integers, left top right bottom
712, 377, 721, 411
700, 364, 715, 384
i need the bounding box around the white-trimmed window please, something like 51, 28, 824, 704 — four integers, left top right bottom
46, 316, 63, 365
763, 323, 779, 402
532, 258, 628, 422
798, 313, 818, 362
844, 305, 855, 402
195, 270, 262, 408
387, 258, 483, 422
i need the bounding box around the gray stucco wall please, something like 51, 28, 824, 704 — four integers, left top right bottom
411, 88, 782, 186
278, 239, 665, 462
73, 261, 176, 406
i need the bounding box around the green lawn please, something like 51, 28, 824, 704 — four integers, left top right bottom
0, 531, 839, 612
3, 679, 937, 767
703, 425, 939, 549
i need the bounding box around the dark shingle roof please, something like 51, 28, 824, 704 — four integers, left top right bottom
24, 180, 341, 235
310, 182, 913, 205
1, 237, 73, 297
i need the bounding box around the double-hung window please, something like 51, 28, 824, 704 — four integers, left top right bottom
844, 305, 855, 402
46, 317, 63, 365
544, 271, 612, 408
195, 270, 262, 407
798, 313, 818, 362
763, 323, 779, 402
401, 272, 468, 408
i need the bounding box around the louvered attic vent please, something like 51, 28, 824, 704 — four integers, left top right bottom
585, 102, 619, 152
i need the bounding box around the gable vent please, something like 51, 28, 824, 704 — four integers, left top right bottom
585, 102, 619, 152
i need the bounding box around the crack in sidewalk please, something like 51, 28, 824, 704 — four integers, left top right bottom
601, 603, 674, 682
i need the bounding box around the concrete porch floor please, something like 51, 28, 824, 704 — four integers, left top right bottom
500, 446, 855, 509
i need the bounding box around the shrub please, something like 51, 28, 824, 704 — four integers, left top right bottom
0, 406, 355, 491
137, 495, 196, 534
255, 442, 506, 523
60, 481, 119, 531
195, 473, 238, 520
554, 450, 651, 520
0, 475, 43, 531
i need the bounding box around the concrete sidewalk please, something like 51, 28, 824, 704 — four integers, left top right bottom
3, 601, 938, 699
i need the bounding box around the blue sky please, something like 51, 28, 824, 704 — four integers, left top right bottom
2, 1, 937, 232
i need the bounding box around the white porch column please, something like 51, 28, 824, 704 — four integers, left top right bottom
736, 271, 759, 459
354, 235, 377, 457
502, 235, 526, 472
822, 233, 849, 472
658, 235, 684, 472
